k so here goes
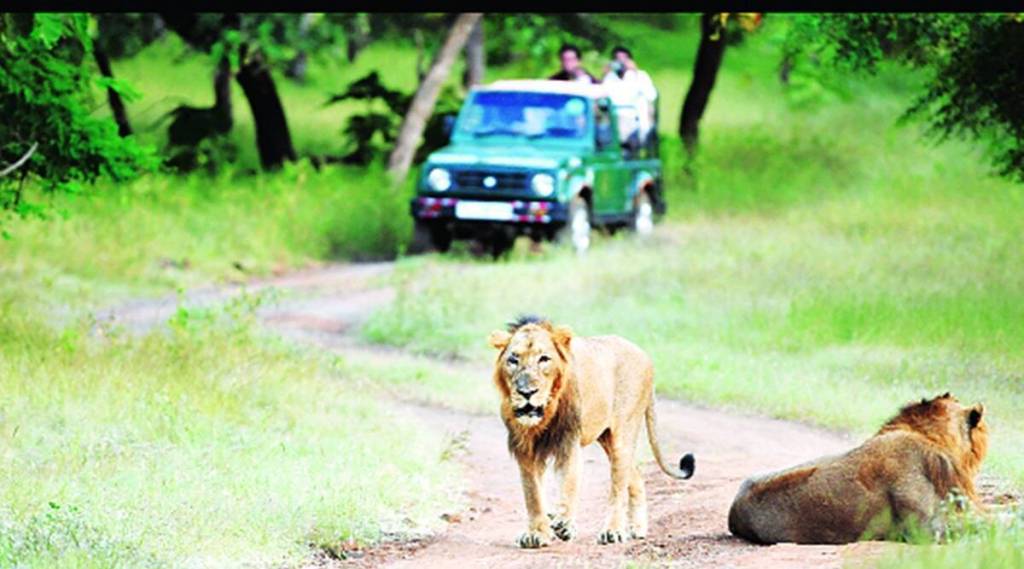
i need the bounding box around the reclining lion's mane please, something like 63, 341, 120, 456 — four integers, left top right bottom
876, 392, 988, 502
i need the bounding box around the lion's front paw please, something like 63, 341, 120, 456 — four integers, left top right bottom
517, 530, 552, 549
598, 529, 627, 545
550, 517, 576, 541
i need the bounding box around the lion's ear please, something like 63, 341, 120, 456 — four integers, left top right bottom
551, 325, 573, 354
969, 405, 984, 428
488, 330, 512, 350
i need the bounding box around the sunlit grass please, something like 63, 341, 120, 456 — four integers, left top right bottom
0, 162, 412, 307
0, 294, 458, 568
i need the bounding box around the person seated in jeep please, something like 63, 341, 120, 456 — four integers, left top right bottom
549, 43, 598, 84
601, 46, 657, 154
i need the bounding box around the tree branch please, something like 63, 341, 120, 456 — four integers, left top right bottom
0, 142, 38, 177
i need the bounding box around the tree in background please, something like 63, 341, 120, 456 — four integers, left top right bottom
679, 12, 762, 156
463, 18, 485, 88
0, 13, 155, 219
160, 13, 300, 171
388, 13, 483, 181
484, 14, 616, 75
92, 13, 165, 138
788, 13, 1024, 181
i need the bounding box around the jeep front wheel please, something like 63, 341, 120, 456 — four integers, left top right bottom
408, 220, 452, 254
556, 196, 591, 254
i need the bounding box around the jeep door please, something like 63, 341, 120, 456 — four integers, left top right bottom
590, 98, 631, 218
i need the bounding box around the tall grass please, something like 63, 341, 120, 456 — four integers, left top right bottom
0, 292, 458, 568
0, 163, 411, 306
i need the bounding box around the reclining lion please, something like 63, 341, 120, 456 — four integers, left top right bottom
487, 315, 695, 548
728, 392, 988, 545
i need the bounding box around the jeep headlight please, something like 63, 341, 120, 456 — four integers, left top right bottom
427, 168, 452, 191
531, 173, 555, 197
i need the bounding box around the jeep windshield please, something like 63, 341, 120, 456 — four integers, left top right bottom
455, 91, 590, 141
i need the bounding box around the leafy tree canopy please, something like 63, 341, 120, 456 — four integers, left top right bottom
788, 13, 1024, 181
0, 13, 156, 219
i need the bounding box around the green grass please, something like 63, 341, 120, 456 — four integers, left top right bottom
0, 162, 411, 307
866, 510, 1024, 569
0, 292, 459, 568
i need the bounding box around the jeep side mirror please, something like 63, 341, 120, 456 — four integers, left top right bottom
443, 114, 456, 138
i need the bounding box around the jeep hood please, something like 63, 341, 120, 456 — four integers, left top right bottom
426, 145, 583, 170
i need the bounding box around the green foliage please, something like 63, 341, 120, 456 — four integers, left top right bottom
787, 13, 1024, 181
94, 13, 164, 59
875, 508, 1024, 569
326, 71, 462, 166
0, 162, 412, 298
485, 14, 619, 70
0, 13, 156, 218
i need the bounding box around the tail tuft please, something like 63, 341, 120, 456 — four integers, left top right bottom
679, 453, 696, 479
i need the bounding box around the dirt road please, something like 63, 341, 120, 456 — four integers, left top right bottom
100, 262, 1000, 569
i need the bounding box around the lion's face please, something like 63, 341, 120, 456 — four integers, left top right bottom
489, 323, 572, 428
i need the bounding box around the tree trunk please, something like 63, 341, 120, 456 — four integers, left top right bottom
235, 47, 296, 171
213, 56, 233, 132
93, 46, 132, 137
779, 53, 793, 85
285, 13, 314, 82
414, 29, 427, 84
346, 13, 370, 62
388, 13, 482, 181
679, 13, 727, 155
463, 17, 485, 88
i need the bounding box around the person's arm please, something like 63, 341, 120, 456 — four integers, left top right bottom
639, 70, 658, 102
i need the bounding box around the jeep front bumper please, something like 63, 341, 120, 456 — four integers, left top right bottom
410, 197, 568, 225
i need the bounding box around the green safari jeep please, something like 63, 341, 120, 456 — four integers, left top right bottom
409, 79, 664, 257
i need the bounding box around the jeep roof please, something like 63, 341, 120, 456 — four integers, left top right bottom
473, 79, 611, 100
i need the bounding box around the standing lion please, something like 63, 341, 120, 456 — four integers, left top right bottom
487, 315, 695, 549
728, 392, 988, 545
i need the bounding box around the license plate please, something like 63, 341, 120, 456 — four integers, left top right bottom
455, 200, 514, 221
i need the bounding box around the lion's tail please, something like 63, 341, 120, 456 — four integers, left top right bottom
645, 394, 695, 480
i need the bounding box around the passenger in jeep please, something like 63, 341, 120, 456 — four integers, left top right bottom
549, 43, 598, 84
602, 46, 657, 154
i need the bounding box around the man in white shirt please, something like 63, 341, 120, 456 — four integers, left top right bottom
601, 46, 657, 152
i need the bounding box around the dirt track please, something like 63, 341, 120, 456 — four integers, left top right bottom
101, 261, 1005, 569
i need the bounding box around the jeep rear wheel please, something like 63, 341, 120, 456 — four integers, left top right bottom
632, 190, 654, 237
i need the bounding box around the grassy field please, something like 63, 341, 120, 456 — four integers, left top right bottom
0, 290, 460, 568
1, 13, 1022, 568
